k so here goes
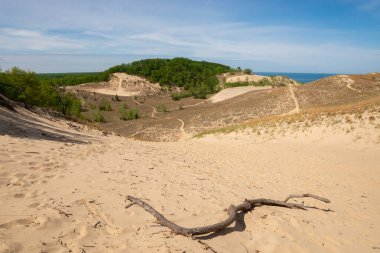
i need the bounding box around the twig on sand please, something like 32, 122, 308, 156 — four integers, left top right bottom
125, 193, 331, 236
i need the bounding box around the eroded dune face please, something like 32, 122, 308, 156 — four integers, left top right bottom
105, 73, 161, 96
71, 73, 161, 96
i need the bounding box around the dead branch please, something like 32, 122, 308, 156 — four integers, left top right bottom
126, 194, 330, 236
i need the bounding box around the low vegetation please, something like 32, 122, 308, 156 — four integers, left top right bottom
171, 91, 192, 100
120, 107, 139, 121
224, 78, 272, 88
93, 110, 106, 123
155, 104, 168, 112
98, 99, 112, 111
196, 98, 380, 138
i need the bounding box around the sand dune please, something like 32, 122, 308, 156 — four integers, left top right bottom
1, 102, 380, 253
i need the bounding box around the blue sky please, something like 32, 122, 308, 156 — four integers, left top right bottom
0, 0, 379, 73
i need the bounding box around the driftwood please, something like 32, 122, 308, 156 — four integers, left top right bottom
126, 193, 330, 236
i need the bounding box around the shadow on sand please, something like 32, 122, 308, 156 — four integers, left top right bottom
0, 106, 96, 144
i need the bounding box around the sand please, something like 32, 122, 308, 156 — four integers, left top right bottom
1, 105, 380, 253
224, 74, 269, 83
209, 86, 272, 103
69, 73, 161, 96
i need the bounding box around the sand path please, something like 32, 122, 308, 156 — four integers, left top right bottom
177, 118, 191, 140
289, 85, 300, 113
151, 107, 157, 118
340, 75, 361, 93
282, 85, 300, 116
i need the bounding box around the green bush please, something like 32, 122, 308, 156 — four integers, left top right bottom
171, 91, 192, 100
243, 68, 253, 74
98, 99, 112, 111
127, 108, 139, 120
119, 104, 133, 120
224, 78, 272, 88
191, 86, 210, 99
93, 110, 106, 122
155, 104, 168, 112
120, 108, 139, 120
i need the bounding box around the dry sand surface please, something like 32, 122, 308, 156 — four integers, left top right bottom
1, 103, 380, 253
209, 86, 272, 103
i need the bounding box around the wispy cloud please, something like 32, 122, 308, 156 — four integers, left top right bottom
0, 28, 85, 51
357, 0, 380, 10
0, 0, 379, 72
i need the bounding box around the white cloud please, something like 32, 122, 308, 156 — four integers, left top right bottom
358, 0, 380, 10
0, 28, 85, 51
0, 0, 378, 73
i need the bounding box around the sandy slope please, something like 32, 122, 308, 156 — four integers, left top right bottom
69, 73, 161, 96
224, 74, 268, 83
1, 105, 380, 253
209, 86, 272, 103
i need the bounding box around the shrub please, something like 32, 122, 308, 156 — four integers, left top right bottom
127, 108, 139, 120
64, 93, 82, 118
120, 108, 139, 120
99, 99, 112, 111
224, 78, 272, 88
243, 68, 253, 74
93, 110, 106, 122
119, 106, 128, 120
171, 91, 192, 100
192, 86, 209, 99
155, 104, 168, 112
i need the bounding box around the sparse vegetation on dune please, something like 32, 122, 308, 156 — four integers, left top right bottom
155, 104, 168, 113
93, 110, 106, 123
223, 78, 272, 88
98, 99, 112, 111
196, 97, 380, 138
120, 108, 139, 121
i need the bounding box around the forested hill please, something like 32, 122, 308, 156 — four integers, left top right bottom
36, 58, 233, 98
106, 58, 231, 89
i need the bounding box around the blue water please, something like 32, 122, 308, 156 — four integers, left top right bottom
256, 72, 336, 84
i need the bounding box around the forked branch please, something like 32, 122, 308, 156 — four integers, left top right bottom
126, 193, 330, 236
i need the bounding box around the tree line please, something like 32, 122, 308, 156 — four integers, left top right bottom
0, 67, 81, 117
0, 58, 236, 118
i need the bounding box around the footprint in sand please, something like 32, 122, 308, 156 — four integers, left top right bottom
0, 242, 22, 253
28, 202, 40, 208
0, 217, 35, 229
81, 199, 122, 236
